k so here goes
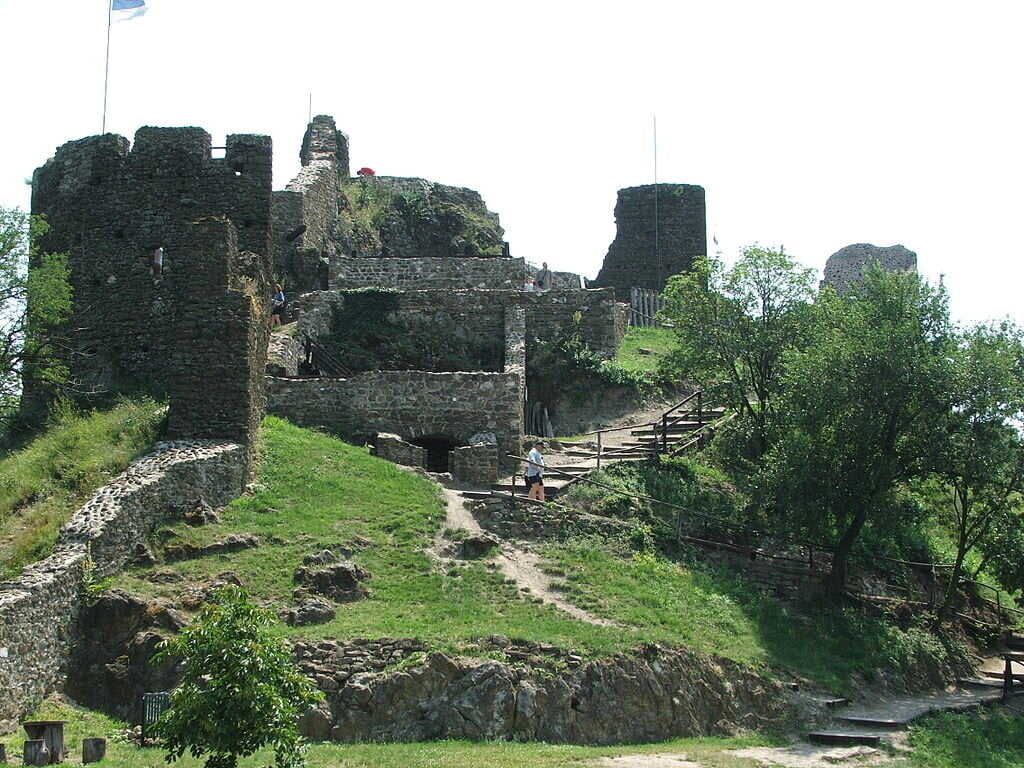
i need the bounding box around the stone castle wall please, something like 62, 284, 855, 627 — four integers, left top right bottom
265, 371, 523, 466
166, 219, 270, 454
329, 256, 526, 291
821, 243, 918, 292
31, 127, 273, 393
592, 184, 706, 295
298, 287, 626, 366
0, 441, 248, 732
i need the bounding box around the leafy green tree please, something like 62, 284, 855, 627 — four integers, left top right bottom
660, 246, 816, 459
766, 267, 955, 597
152, 586, 323, 768
0, 207, 71, 433
930, 321, 1024, 623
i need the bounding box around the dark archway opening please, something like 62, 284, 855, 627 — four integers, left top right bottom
410, 435, 462, 473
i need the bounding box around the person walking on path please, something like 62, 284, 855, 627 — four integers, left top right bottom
525, 440, 546, 501
535, 262, 553, 292
271, 284, 286, 326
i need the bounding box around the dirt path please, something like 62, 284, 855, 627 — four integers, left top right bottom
431, 483, 614, 626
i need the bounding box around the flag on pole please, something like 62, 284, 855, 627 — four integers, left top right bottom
111, 0, 147, 22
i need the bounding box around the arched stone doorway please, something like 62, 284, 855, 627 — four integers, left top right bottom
409, 434, 463, 473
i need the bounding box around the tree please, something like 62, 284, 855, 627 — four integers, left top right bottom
152, 586, 323, 768
0, 207, 71, 433
660, 246, 816, 459
929, 321, 1024, 624
766, 267, 955, 598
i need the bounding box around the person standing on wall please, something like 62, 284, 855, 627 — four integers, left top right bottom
271, 284, 286, 326
525, 440, 546, 501
535, 262, 553, 292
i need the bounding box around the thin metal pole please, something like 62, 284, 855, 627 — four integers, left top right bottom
102, 0, 112, 134
653, 116, 660, 289
308, 93, 313, 124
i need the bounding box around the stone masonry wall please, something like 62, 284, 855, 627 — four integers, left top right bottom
298, 288, 625, 365
820, 243, 918, 293
449, 443, 499, 487
265, 372, 523, 467
31, 127, 273, 394
374, 433, 427, 468
0, 441, 248, 732
329, 256, 526, 291
592, 184, 707, 295
166, 218, 269, 454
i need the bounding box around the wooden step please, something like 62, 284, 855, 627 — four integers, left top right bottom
807, 731, 881, 747
459, 490, 493, 500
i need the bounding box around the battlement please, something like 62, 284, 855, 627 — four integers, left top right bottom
31, 125, 273, 394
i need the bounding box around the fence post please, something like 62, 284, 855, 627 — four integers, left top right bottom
661, 415, 668, 453
596, 432, 602, 471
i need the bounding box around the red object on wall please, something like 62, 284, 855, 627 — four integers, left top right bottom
356, 167, 376, 176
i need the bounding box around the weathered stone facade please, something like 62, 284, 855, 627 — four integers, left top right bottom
330, 256, 526, 291
0, 441, 248, 732
31, 127, 273, 394
592, 184, 707, 295
292, 640, 792, 744
265, 372, 523, 466
821, 243, 918, 292
449, 443, 500, 487
166, 218, 269, 454
298, 287, 627, 367
373, 433, 427, 468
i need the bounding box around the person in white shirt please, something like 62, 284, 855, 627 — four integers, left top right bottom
525, 440, 546, 501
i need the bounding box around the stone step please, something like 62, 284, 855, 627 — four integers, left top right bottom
836, 716, 907, 730
961, 677, 1005, 689
807, 731, 881, 747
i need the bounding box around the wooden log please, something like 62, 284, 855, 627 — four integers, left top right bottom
23, 740, 49, 767
82, 738, 107, 764
0, 742, 7, 763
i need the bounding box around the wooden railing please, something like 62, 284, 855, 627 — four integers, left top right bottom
302, 334, 353, 377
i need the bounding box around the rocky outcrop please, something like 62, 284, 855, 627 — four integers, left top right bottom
293, 639, 793, 744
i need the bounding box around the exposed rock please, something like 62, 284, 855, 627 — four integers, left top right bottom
459, 533, 501, 559
281, 597, 337, 626
130, 543, 156, 567
65, 590, 182, 721
297, 703, 335, 741
146, 568, 183, 584
163, 533, 261, 561
303, 549, 342, 566
294, 562, 370, 602
183, 501, 221, 527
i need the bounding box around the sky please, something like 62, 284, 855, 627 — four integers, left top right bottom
0, 0, 1021, 325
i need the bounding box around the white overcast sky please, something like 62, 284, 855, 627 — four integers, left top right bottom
0, 0, 1021, 325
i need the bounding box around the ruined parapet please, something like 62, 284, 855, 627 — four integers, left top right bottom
591, 184, 707, 295
30, 127, 273, 394
166, 218, 269, 454
300, 114, 349, 177
329, 256, 526, 290
821, 243, 918, 292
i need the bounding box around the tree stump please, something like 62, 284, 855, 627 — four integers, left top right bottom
0, 742, 7, 763
23, 740, 49, 767
82, 738, 107, 764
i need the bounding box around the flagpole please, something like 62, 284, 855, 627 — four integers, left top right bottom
653, 115, 660, 289
102, 0, 112, 134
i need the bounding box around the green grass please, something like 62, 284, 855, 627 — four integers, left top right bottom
612, 326, 678, 374
904, 706, 1024, 767
114, 416, 957, 690
0, 396, 166, 579
3, 699, 772, 767
117, 417, 633, 654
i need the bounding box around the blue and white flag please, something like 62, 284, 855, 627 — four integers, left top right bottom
111, 0, 147, 22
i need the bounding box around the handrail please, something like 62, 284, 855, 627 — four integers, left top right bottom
506, 451, 1023, 630
569, 391, 715, 439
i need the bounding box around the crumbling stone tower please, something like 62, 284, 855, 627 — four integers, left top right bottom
592, 183, 707, 296
31, 127, 273, 394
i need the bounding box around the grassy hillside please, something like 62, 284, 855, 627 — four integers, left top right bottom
115, 417, 950, 693
0, 396, 166, 579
